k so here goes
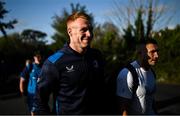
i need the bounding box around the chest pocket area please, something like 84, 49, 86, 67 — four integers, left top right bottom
60, 62, 89, 87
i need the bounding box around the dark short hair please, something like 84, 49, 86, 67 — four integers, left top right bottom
33, 51, 41, 57
136, 39, 158, 53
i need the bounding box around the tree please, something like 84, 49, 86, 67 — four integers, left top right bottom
134, 5, 145, 41
92, 22, 123, 77
50, 3, 93, 51
112, 0, 174, 41
20, 29, 50, 56
0, 32, 51, 85
21, 29, 47, 44
107, 0, 180, 84
0, 1, 17, 38
153, 25, 180, 84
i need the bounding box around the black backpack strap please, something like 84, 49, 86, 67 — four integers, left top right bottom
125, 63, 139, 95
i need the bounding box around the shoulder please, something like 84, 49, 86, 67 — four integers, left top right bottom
24, 63, 33, 72
116, 67, 134, 98
117, 67, 134, 85
48, 50, 64, 64
89, 48, 102, 55
130, 60, 140, 69
87, 48, 103, 61
117, 68, 129, 79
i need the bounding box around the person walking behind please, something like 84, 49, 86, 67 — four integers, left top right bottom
32, 12, 105, 115
19, 53, 42, 115
19, 59, 32, 96
116, 39, 159, 115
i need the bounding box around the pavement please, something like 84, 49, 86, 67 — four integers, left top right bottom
0, 93, 27, 114
0, 83, 180, 115
155, 83, 180, 115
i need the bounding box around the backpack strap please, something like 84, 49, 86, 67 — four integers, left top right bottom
28, 63, 33, 73
125, 63, 139, 95
25, 63, 33, 79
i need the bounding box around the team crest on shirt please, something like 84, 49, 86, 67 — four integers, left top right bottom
66, 65, 75, 72
93, 60, 99, 68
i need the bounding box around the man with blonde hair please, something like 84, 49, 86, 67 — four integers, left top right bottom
33, 12, 105, 115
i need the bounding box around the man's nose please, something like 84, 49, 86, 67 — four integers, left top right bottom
86, 30, 93, 37
154, 52, 159, 58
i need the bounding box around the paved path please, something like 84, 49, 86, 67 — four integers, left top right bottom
155, 83, 180, 114
0, 93, 27, 114
0, 83, 180, 114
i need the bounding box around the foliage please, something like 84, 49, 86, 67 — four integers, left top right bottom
0, 1, 179, 86
110, 0, 180, 84
21, 29, 47, 45
0, 1, 17, 38
153, 25, 180, 84
92, 22, 125, 77
0, 32, 52, 82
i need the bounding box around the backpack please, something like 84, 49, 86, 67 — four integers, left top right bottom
125, 63, 156, 94
23, 63, 33, 95
104, 63, 156, 114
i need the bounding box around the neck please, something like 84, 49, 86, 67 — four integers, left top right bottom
34, 62, 39, 65
69, 43, 87, 54
137, 60, 151, 71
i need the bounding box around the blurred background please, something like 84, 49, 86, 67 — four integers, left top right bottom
0, 0, 180, 114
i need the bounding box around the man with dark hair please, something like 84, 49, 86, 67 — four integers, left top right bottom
32, 12, 105, 115
116, 39, 159, 115
19, 53, 42, 115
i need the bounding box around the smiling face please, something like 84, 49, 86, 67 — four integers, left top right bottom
67, 17, 93, 54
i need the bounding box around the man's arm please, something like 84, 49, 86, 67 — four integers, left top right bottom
117, 96, 131, 116
19, 77, 25, 94
19, 66, 29, 95
116, 68, 134, 115
32, 60, 59, 114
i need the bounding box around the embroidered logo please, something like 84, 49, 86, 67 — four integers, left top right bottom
66, 65, 75, 72
93, 60, 99, 68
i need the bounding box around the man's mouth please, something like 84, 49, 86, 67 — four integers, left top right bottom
81, 38, 90, 42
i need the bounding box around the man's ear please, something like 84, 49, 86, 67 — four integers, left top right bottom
67, 28, 72, 36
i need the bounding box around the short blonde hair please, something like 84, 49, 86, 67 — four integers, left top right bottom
66, 12, 92, 26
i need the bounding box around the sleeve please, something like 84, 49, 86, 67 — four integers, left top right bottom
20, 66, 30, 80
32, 60, 59, 114
116, 68, 134, 99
